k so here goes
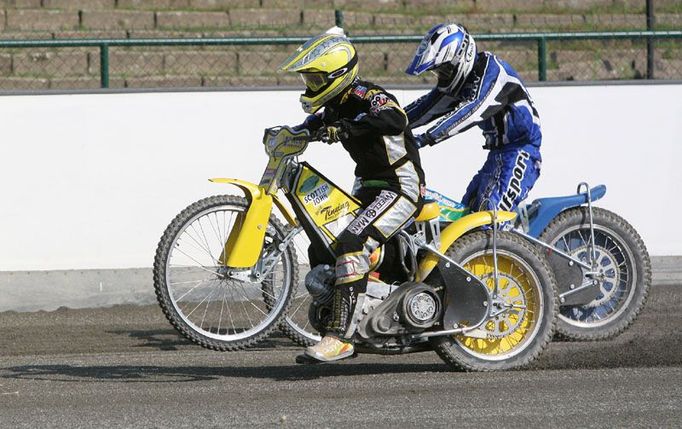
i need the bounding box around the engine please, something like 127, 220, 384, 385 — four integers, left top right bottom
304, 265, 335, 335
357, 282, 441, 339
305, 266, 442, 339
399, 286, 441, 329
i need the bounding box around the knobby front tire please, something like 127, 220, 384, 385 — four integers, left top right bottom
153, 195, 298, 351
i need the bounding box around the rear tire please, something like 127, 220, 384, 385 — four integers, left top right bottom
539, 207, 651, 341
278, 230, 322, 347
431, 231, 558, 371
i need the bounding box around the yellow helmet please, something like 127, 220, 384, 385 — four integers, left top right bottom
280, 27, 359, 113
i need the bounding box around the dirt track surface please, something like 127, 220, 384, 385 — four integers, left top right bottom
1, 284, 681, 428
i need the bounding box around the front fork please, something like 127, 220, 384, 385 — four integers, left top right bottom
227, 226, 302, 284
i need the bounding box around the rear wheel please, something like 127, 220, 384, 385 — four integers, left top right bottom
431, 231, 557, 371
539, 207, 651, 340
279, 231, 322, 346
153, 195, 297, 351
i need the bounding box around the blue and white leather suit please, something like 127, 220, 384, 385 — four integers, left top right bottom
406, 51, 542, 212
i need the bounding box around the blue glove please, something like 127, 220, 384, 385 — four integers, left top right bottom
413, 133, 435, 149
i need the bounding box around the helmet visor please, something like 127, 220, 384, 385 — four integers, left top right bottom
300, 72, 328, 92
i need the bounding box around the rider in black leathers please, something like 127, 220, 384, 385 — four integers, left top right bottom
281, 27, 426, 362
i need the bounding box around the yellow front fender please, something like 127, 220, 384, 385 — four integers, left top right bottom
209, 178, 297, 226
209, 178, 296, 268
416, 210, 517, 281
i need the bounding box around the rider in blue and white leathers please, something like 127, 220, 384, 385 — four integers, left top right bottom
405, 23, 542, 212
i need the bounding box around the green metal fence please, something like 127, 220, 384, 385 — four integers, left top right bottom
1, 30, 680, 91
0, 1, 681, 90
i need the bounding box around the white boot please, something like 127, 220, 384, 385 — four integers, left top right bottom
304, 335, 354, 362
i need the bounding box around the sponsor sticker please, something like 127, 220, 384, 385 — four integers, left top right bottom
299, 175, 320, 194
347, 191, 396, 235
352, 85, 367, 98
499, 150, 530, 211
303, 183, 330, 206
319, 201, 350, 221
370, 93, 398, 115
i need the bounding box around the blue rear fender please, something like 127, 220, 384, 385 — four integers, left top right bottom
522, 184, 607, 238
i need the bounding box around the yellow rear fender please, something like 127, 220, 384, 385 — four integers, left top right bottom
209, 178, 295, 268
416, 210, 517, 281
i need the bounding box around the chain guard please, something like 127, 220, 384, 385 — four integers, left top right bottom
427, 260, 490, 330
545, 251, 599, 306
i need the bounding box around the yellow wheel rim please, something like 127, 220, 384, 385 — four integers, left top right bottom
455, 252, 542, 360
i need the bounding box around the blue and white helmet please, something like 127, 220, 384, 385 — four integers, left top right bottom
405, 23, 477, 93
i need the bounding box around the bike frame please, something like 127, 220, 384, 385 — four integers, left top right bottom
429, 182, 607, 305
513, 182, 604, 304
210, 127, 516, 311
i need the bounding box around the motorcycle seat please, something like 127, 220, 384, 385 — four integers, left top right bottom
415, 202, 440, 222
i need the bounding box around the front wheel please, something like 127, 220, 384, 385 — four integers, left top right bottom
539, 207, 651, 341
431, 231, 558, 371
153, 195, 298, 351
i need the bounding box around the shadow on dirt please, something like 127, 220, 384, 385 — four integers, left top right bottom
106, 328, 295, 351
2, 325, 680, 383
0, 360, 450, 383
2, 286, 679, 383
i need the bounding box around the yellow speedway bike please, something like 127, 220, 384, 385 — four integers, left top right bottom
153, 126, 558, 370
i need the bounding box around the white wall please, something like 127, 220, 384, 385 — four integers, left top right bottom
1, 84, 680, 271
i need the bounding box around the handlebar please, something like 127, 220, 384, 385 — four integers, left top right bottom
263, 125, 333, 145
315, 129, 333, 144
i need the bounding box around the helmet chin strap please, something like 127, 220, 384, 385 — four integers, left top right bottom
439, 77, 465, 94
437, 70, 465, 94
437, 71, 455, 90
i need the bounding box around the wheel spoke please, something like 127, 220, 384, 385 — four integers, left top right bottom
156, 199, 296, 347
185, 284, 217, 319
199, 282, 220, 330
217, 286, 227, 334
172, 247, 219, 276
290, 293, 311, 316
191, 221, 219, 264
225, 281, 239, 334
169, 276, 215, 286
560, 235, 570, 252
172, 278, 216, 302
234, 280, 269, 318
183, 226, 216, 263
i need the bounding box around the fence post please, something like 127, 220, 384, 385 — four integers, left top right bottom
335, 9, 344, 28
537, 37, 547, 81
99, 43, 109, 88
646, 0, 655, 79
